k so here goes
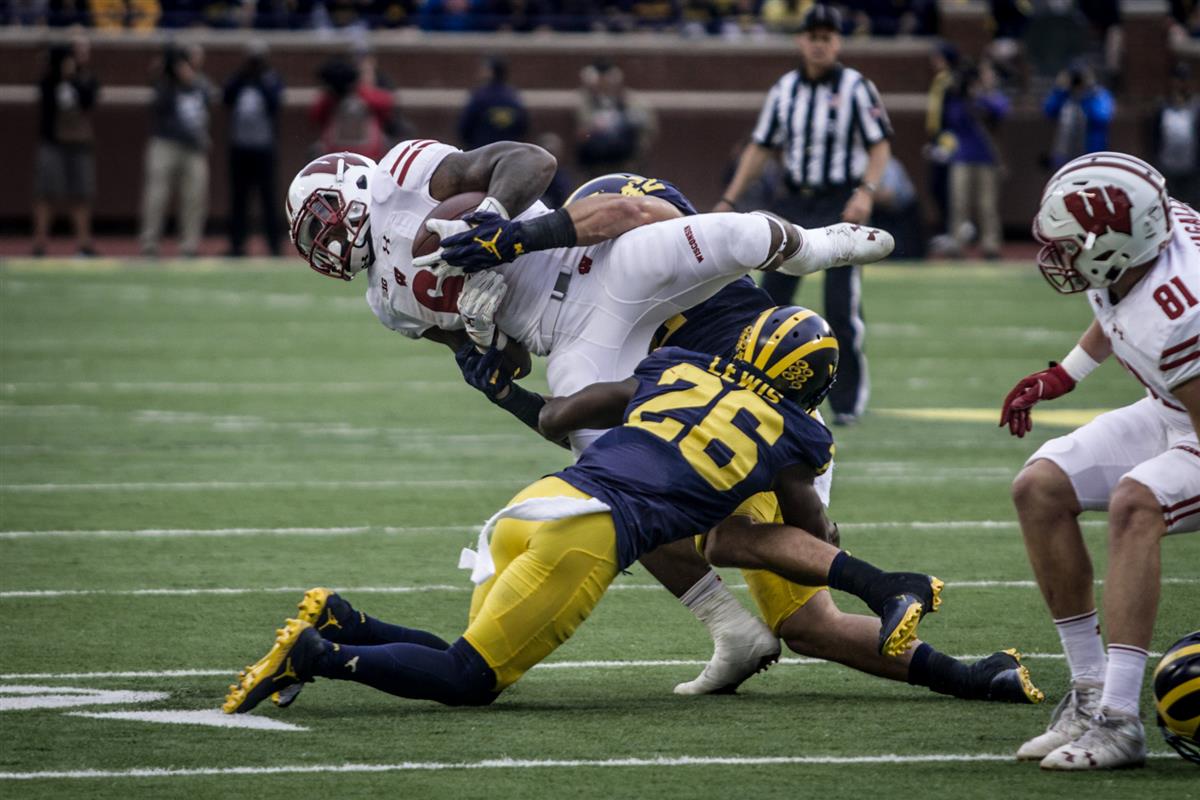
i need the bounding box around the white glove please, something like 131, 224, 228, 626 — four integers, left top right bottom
458, 270, 508, 350
414, 218, 472, 277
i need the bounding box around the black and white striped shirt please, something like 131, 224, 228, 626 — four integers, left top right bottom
752, 64, 892, 189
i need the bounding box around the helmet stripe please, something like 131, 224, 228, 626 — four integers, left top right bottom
1161, 675, 1200, 732
741, 308, 776, 367
1155, 643, 1200, 676
753, 309, 818, 370
765, 337, 839, 378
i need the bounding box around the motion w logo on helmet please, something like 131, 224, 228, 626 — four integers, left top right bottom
1064, 186, 1134, 237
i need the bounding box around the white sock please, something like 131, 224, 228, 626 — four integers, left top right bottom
1054, 610, 1107, 686
776, 226, 826, 277
679, 571, 749, 635
679, 570, 725, 613
1101, 644, 1149, 718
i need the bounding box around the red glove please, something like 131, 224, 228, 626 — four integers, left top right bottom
999, 363, 1076, 438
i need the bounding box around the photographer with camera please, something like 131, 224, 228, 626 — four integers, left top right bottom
1043, 60, 1114, 171
223, 40, 283, 257
139, 43, 212, 258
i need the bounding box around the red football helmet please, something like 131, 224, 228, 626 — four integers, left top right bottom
286, 152, 377, 280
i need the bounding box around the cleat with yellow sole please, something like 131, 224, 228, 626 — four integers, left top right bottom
267, 587, 361, 709
876, 574, 943, 656
223, 619, 325, 714
972, 649, 1046, 704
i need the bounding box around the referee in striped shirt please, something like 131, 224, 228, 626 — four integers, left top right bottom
715, 4, 892, 425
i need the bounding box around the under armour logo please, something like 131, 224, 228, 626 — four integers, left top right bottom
381, 235, 391, 255
1111, 323, 1125, 340
344, 656, 359, 673
474, 229, 505, 261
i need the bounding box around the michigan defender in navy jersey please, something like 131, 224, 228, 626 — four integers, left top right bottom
552, 179, 1041, 703
224, 308, 959, 714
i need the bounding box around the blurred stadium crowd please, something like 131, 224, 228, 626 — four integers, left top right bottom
7, 0, 1200, 258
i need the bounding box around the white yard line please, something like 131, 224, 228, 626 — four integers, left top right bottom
0, 520, 1108, 539
0, 752, 1176, 780
0, 479, 525, 493
0, 526, 477, 540
1, 381, 462, 394
0, 652, 1175, 682
3, 577, 1193, 600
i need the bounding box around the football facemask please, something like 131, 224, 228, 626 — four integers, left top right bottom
292, 190, 372, 280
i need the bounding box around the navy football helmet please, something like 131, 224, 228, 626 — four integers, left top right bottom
1154, 629, 1200, 766
734, 305, 838, 411
563, 173, 698, 216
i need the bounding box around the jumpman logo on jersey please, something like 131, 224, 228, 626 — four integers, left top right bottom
344, 656, 359, 673
474, 228, 505, 261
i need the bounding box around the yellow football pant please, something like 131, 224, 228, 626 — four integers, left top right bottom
705, 492, 827, 634
464, 476, 620, 690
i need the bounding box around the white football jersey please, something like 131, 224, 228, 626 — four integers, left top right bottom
1086, 199, 1200, 431
362, 139, 580, 355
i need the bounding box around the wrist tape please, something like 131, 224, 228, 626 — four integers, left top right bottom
522, 208, 578, 252
1060, 345, 1100, 382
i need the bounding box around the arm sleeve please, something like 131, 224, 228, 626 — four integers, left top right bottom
1043, 88, 1068, 118
1087, 90, 1115, 124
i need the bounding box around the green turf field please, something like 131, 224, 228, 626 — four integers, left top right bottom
1, 258, 1196, 798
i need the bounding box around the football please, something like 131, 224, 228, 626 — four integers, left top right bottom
411, 191, 487, 258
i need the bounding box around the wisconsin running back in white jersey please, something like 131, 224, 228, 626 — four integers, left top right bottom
1086, 199, 1200, 431
363, 139, 578, 355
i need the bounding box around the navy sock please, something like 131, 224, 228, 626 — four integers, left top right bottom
317, 597, 450, 650
315, 637, 499, 707
907, 642, 971, 698
356, 615, 451, 650
826, 551, 886, 611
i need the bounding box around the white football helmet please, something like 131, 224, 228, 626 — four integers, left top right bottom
1033, 152, 1172, 294
286, 152, 377, 280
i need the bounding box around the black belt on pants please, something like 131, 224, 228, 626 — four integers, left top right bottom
550, 269, 572, 302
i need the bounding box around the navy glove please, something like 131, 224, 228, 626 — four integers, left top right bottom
455, 343, 514, 401
434, 212, 528, 273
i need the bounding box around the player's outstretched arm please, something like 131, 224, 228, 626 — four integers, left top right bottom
430, 141, 557, 219
538, 378, 638, 443
775, 464, 839, 545
415, 192, 684, 274
999, 319, 1111, 437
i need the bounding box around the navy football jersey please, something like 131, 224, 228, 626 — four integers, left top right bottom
558, 347, 835, 569
651, 276, 774, 356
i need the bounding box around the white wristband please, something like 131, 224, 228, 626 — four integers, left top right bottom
1060, 345, 1100, 382
477, 196, 510, 220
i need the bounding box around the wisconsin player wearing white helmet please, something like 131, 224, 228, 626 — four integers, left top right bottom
1001, 152, 1200, 770
285, 141, 894, 698
287, 142, 892, 458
